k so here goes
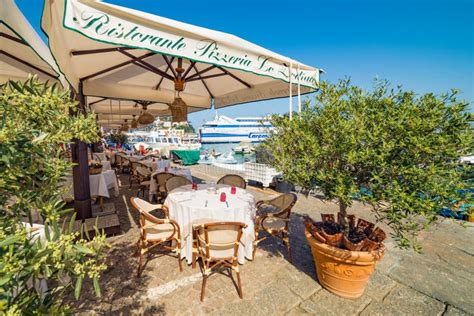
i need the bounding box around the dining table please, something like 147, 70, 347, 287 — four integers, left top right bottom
62, 169, 119, 201
164, 184, 256, 265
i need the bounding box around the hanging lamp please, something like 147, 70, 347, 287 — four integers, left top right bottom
131, 114, 138, 128
170, 58, 188, 122
137, 101, 155, 125
120, 119, 129, 132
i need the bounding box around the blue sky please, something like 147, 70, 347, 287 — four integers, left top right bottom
17, 0, 473, 128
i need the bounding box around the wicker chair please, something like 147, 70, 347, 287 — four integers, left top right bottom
136, 165, 152, 198
192, 222, 247, 301
165, 175, 192, 193
153, 172, 174, 202
253, 193, 297, 262
217, 174, 246, 189
129, 161, 141, 188
118, 154, 131, 174
114, 152, 124, 170
130, 197, 182, 277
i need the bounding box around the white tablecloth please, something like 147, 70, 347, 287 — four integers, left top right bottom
148, 168, 193, 201
90, 170, 119, 198
63, 170, 119, 200
140, 159, 171, 172
164, 184, 256, 264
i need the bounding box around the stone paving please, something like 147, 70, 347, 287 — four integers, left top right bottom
70, 165, 474, 315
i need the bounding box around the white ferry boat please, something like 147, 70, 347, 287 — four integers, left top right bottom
199, 115, 272, 144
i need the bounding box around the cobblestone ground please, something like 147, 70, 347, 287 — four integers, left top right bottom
70, 165, 474, 315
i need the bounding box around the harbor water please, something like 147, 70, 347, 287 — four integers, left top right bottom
200, 143, 256, 164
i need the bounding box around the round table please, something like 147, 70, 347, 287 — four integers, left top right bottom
164, 184, 256, 264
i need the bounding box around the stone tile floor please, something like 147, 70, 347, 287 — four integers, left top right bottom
70, 165, 474, 315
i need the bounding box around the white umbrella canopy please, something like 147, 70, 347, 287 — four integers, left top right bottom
41, 0, 322, 219
41, 0, 321, 114
0, 0, 64, 85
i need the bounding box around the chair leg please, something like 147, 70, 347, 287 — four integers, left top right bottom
137, 244, 144, 278
236, 270, 243, 299
283, 233, 292, 263
252, 228, 260, 260
192, 252, 197, 269
200, 275, 208, 302
177, 240, 183, 272
133, 239, 140, 257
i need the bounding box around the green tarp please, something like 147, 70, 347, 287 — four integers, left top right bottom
170, 150, 201, 166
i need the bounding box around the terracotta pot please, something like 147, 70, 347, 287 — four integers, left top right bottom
468, 214, 474, 223
320, 229, 343, 248
343, 235, 366, 251
305, 228, 385, 299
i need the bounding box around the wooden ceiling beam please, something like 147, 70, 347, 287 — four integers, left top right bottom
119, 50, 174, 81
0, 32, 27, 46
186, 72, 227, 82
192, 64, 214, 99
154, 56, 175, 90
217, 66, 251, 88
71, 47, 136, 56
0, 50, 57, 79
185, 65, 216, 81
162, 55, 177, 78
80, 51, 155, 81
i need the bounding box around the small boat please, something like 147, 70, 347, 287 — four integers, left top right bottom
216, 152, 238, 164
198, 156, 216, 165
232, 144, 253, 154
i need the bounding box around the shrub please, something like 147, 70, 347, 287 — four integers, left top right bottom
265, 79, 473, 250
0, 77, 108, 314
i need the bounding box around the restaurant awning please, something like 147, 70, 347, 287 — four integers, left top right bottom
41, 0, 322, 219
41, 0, 321, 115
0, 0, 64, 85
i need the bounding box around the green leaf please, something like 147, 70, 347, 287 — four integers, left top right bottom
73, 244, 94, 255
93, 277, 102, 298
0, 235, 20, 247
74, 276, 83, 300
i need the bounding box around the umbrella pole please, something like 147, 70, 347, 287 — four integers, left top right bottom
289, 61, 293, 120
71, 81, 92, 219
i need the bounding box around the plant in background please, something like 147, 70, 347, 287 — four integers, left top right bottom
0, 77, 109, 314
265, 79, 472, 250
106, 131, 128, 146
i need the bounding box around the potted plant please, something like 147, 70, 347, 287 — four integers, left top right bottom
264, 79, 472, 298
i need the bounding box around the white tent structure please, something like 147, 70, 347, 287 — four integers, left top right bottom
0, 0, 63, 85
41, 0, 322, 218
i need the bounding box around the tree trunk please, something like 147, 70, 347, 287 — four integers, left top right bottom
338, 199, 349, 233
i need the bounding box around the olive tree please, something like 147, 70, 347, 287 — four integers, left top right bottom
265, 79, 472, 249
0, 77, 108, 314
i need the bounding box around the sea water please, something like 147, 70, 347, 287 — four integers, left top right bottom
200, 143, 256, 164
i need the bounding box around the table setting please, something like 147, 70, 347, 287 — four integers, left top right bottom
164, 183, 256, 264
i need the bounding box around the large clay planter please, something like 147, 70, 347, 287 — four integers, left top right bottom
305, 228, 384, 299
